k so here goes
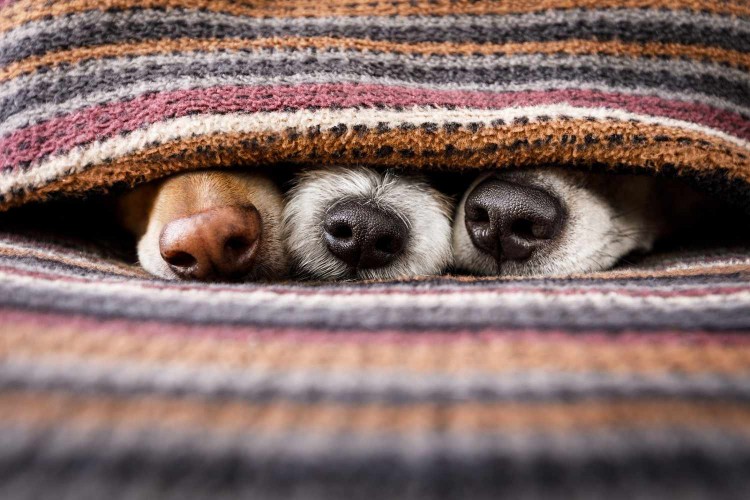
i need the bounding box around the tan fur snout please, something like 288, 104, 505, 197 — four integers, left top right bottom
118, 170, 289, 281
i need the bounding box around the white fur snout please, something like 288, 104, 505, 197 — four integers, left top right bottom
283, 167, 454, 280
452, 168, 662, 277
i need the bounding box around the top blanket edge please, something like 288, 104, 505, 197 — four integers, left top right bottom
0, 1, 748, 210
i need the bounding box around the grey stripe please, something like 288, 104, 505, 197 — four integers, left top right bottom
0, 255, 134, 281
1, 8, 749, 65
2, 426, 748, 470
5, 48, 749, 100
3, 74, 749, 137
1, 50, 748, 125
4, 252, 747, 292
2, 358, 749, 404
1, 280, 748, 331
0, 426, 747, 500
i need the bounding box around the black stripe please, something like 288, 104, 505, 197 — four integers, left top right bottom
2, 373, 750, 405
1, 427, 748, 500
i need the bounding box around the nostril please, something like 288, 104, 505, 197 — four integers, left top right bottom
510, 218, 535, 240
164, 251, 197, 269
466, 204, 490, 223
375, 235, 403, 255
512, 216, 560, 241
224, 235, 250, 254
327, 222, 353, 240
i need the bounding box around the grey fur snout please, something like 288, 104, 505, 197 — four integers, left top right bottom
283, 167, 454, 280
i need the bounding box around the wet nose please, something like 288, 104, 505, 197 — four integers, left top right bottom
464, 178, 564, 262
159, 205, 262, 281
323, 199, 408, 270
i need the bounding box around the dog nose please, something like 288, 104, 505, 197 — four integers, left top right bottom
159, 205, 262, 280
464, 177, 564, 262
323, 199, 408, 270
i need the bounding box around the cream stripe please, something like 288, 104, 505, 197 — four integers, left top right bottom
1, 357, 748, 399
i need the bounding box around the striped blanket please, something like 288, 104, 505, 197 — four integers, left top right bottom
1, 1, 749, 498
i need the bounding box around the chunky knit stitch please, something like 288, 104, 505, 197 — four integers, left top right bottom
0, 1, 749, 498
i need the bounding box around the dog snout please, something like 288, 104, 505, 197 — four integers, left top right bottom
159, 205, 262, 280
323, 199, 408, 270
464, 178, 564, 263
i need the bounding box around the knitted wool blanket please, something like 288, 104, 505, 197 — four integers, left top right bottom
1, 1, 750, 498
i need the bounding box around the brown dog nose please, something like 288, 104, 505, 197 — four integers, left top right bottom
464, 178, 564, 263
159, 205, 262, 280
323, 199, 408, 270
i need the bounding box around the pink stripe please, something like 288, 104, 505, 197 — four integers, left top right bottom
1, 263, 748, 298
2, 84, 748, 169
1, 307, 748, 345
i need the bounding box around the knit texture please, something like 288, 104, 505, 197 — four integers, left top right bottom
1, 1, 750, 498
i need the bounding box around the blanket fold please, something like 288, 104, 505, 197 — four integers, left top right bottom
0, 0, 749, 208
0, 1, 749, 498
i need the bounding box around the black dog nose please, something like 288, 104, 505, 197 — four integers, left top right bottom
323, 199, 408, 269
464, 177, 565, 262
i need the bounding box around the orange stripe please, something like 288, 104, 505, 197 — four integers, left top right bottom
3, 323, 750, 374
3, 36, 749, 81
2, 0, 748, 34
2, 391, 749, 433
569, 263, 750, 280
3, 118, 746, 211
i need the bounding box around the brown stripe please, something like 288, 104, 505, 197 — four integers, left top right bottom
3, 324, 750, 374
2, 0, 748, 34
3, 118, 747, 211
2, 390, 749, 433
3, 36, 749, 81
